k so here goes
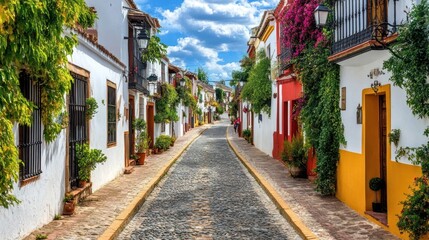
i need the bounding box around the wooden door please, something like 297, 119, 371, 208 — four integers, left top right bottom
124, 132, 129, 167
129, 96, 135, 157
368, 0, 387, 38
283, 101, 288, 140
379, 94, 387, 213
147, 103, 154, 149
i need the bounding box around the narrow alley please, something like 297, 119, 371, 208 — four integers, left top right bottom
118, 122, 301, 239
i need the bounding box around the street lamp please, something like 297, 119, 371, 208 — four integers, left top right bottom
136, 29, 149, 50
179, 77, 186, 87
314, 4, 331, 28
124, 28, 150, 49
147, 74, 158, 96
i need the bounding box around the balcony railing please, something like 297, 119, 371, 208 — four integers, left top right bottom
129, 55, 149, 94
332, 0, 398, 54
277, 48, 292, 77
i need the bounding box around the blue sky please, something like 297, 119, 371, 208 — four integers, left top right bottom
135, 0, 278, 82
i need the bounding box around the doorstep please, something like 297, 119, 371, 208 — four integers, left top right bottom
365, 211, 388, 226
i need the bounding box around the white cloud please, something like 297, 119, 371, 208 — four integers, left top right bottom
155, 0, 276, 81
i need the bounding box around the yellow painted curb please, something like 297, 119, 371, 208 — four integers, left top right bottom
98, 127, 210, 240
226, 127, 318, 240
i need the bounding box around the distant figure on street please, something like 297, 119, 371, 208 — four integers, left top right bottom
234, 117, 241, 133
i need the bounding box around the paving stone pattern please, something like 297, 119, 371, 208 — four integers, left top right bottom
227, 124, 400, 240
24, 126, 209, 240
118, 123, 302, 240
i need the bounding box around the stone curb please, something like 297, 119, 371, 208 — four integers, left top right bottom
226, 127, 318, 240
98, 127, 210, 240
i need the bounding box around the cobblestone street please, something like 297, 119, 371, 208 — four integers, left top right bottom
118, 123, 302, 239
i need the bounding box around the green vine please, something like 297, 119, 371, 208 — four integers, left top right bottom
382, 1, 429, 238
141, 34, 167, 64
176, 76, 197, 112
294, 43, 345, 196
0, 1, 95, 208
155, 83, 179, 123
241, 49, 272, 115
85, 97, 98, 120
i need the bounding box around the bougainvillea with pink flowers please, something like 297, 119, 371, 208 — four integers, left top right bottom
279, 0, 344, 196
280, 0, 326, 57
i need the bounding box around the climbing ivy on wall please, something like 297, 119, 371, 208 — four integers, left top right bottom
383, 1, 429, 238
294, 44, 345, 196
0, 1, 96, 208
141, 33, 167, 64
176, 76, 197, 112
281, 0, 344, 196
155, 83, 179, 123
241, 49, 272, 115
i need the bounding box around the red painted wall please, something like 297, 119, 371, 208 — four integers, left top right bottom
272, 77, 302, 160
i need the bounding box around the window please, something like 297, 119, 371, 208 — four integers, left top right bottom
18, 73, 42, 181
161, 122, 166, 132
107, 82, 117, 145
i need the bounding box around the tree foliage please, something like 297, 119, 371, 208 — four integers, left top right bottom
230, 56, 254, 87
241, 49, 272, 115
215, 88, 224, 103
383, 1, 429, 238
197, 67, 209, 84
0, 0, 96, 208
141, 33, 167, 64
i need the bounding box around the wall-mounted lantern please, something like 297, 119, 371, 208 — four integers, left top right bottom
179, 77, 186, 87
314, 4, 331, 28
124, 27, 150, 50
371, 80, 381, 94
136, 29, 149, 50
147, 74, 158, 96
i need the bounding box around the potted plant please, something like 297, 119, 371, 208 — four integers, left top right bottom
170, 135, 176, 146
133, 118, 149, 165
242, 129, 251, 143
76, 143, 107, 187
369, 177, 385, 212
62, 194, 75, 215
281, 135, 307, 178
155, 135, 171, 152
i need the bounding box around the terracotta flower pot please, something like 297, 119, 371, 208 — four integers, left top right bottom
63, 201, 75, 215
79, 180, 88, 188
137, 152, 146, 165
289, 166, 306, 178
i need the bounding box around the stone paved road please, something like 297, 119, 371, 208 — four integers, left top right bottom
118, 123, 302, 240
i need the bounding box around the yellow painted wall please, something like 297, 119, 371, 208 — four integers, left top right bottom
337, 150, 366, 213
387, 161, 421, 238
337, 84, 424, 239
337, 150, 421, 239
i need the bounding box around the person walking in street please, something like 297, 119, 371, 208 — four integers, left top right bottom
234, 117, 240, 133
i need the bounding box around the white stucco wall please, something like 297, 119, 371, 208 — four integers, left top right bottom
339, 50, 428, 165
70, 36, 127, 191
252, 84, 277, 157
251, 17, 277, 157
0, 130, 67, 240
86, 0, 130, 65
0, 34, 127, 240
